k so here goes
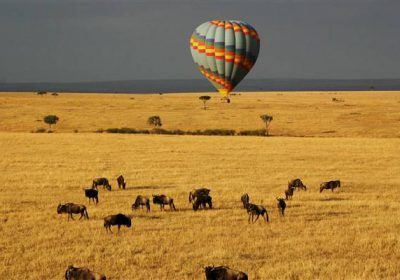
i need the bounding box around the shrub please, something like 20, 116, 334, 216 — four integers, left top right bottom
238, 129, 267, 136
34, 128, 46, 133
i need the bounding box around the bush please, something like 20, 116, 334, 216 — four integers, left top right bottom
34, 128, 46, 133
238, 129, 267, 136
200, 129, 236, 136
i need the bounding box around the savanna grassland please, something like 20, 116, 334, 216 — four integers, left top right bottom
0, 91, 400, 280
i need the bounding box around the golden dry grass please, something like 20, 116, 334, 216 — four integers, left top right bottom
0, 92, 400, 279
0, 91, 399, 137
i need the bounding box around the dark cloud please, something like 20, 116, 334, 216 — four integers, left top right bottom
0, 0, 399, 82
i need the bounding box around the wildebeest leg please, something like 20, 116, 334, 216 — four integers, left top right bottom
70, 213, 75, 220
253, 214, 260, 223
171, 202, 176, 211
118, 225, 121, 234
79, 211, 84, 220
248, 213, 252, 223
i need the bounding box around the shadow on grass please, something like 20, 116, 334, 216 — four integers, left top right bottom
124, 185, 176, 191
319, 197, 348, 201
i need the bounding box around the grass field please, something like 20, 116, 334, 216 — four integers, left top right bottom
0, 91, 399, 137
0, 92, 400, 279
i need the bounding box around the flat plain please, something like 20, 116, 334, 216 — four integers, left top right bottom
0, 91, 399, 279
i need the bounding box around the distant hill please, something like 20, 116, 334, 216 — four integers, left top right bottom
0, 79, 399, 93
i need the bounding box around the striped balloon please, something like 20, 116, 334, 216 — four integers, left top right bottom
190, 20, 260, 100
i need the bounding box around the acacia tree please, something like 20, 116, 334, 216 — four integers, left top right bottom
147, 116, 162, 129
43, 115, 59, 130
199, 95, 211, 110
260, 114, 273, 136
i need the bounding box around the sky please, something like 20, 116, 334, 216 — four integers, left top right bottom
0, 0, 399, 83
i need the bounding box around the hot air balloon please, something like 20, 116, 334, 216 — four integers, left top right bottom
190, 20, 260, 102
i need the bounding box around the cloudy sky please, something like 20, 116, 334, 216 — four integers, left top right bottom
0, 0, 399, 82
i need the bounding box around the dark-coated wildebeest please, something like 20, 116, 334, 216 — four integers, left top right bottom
193, 194, 213, 211
285, 187, 294, 200
117, 175, 126, 189
244, 202, 269, 223
320, 180, 341, 192
153, 194, 176, 211
65, 265, 106, 280
205, 266, 248, 280
57, 203, 89, 220
277, 197, 286, 216
241, 193, 250, 208
104, 213, 131, 233
131, 195, 150, 212
84, 188, 98, 204
288, 178, 307, 191
92, 177, 111, 191
189, 188, 211, 204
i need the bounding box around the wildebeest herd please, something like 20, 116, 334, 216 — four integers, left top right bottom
61, 175, 341, 279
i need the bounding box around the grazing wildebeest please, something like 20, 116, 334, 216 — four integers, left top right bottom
285, 187, 294, 200
92, 177, 111, 191
288, 178, 307, 191
65, 265, 106, 280
84, 188, 98, 204
320, 180, 341, 192
57, 203, 89, 220
189, 188, 211, 204
153, 194, 176, 211
117, 175, 126, 189
193, 194, 213, 211
244, 202, 269, 223
277, 197, 286, 216
241, 193, 250, 208
131, 195, 150, 212
103, 213, 132, 233
205, 266, 248, 280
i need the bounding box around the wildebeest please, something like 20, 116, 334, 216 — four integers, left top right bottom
205, 266, 248, 280
103, 213, 132, 233
57, 203, 89, 220
153, 194, 176, 211
244, 202, 269, 223
277, 197, 286, 216
92, 177, 111, 191
84, 188, 98, 204
241, 193, 250, 208
193, 194, 213, 211
117, 175, 126, 189
65, 265, 106, 280
285, 187, 294, 200
320, 180, 341, 192
189, 188, 211, 204
131, 195, 150, 212
288, 178, 307, 191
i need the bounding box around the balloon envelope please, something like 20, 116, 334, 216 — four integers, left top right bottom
190, 20, 260, 98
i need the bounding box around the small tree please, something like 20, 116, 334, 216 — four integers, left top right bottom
260, 114, 273, 136
147, 116, 162, 128
199, 95, 211, 110
43, 115, 59, 130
